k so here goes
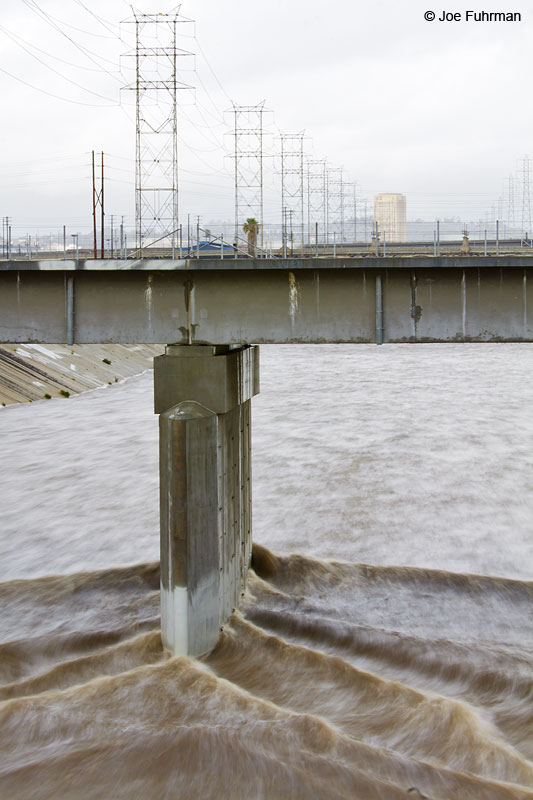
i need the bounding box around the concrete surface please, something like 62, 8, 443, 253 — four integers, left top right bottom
0, 343, 163, 406
155, 345, 258, 657
0, 259, 530, 344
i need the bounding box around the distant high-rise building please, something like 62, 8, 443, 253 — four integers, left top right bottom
374, 193, 407, 242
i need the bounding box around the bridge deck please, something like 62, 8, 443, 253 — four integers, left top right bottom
0, 257, 531, 343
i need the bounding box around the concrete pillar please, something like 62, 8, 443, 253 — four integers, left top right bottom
154, 345, 259, 657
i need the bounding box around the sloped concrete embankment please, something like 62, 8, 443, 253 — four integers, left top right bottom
0, 344, 164, 406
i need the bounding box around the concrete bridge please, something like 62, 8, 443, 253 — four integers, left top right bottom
1, 256, 531, 656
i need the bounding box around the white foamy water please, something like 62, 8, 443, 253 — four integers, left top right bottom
1, 344, 532, 800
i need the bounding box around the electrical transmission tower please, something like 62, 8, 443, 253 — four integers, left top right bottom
124, 10, 193, 253
279, 132, 305, 255
229, 103, 266, 251
521, 155, 531, 237
307, 159, 327, 245
353, 182, 359, 243
343, 181, 356, 244
507, 174, 515, 228
327, 167, 344, 243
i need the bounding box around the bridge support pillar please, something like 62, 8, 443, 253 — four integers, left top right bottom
154, 344, 259, 657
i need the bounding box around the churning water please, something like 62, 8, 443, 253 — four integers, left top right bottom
0, 344, 532, 799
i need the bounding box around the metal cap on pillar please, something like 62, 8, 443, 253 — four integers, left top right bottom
154, 344, 259, 415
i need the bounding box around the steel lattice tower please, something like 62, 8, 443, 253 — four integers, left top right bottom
124, 10, 192, 252
280, 132, 305, 254
343, 181, 356, 244
521, 155, 531, 237
230, 103, 265, 250
507, 174, 515, 228
306, 159, 327, 244
327, 167, 344, 243
352, 182, 359, 243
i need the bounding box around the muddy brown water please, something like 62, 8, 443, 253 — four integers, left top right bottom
1, 344, 532, 798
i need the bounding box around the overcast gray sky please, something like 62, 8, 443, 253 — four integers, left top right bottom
1, 0, 532, 238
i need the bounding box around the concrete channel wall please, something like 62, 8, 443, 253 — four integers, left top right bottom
0, 343, 164, 406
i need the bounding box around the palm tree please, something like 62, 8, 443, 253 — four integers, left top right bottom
243, 218, 259, 257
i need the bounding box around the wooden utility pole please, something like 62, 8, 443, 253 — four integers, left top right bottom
92, 151, 105, 259
101, 152, 104, 259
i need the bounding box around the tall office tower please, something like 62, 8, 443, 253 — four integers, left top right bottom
374, 193, 407, 242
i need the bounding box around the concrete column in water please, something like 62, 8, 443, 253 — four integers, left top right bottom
154, 344, 259, 657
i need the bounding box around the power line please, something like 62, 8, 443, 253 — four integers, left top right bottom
41, 9, 118, 39
194, 36, 232, 103
0, 24, 119, 103
21, 0, 124, 78
71, 0, 125, 39
0, 23, 117, 73
0, 64, 116, 107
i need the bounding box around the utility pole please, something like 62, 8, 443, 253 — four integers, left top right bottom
3, 217, 11, 259
196, 216, 200, 258
92, 152, 97, 258
92, 151, 104, 259
101, 152, 104, 258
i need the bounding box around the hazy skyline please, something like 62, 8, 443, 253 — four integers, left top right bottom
1, 0, 532, 239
